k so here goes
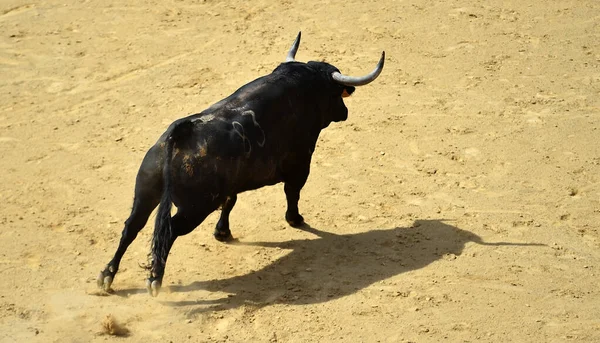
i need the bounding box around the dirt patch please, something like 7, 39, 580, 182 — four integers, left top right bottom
1, 0, 599, 342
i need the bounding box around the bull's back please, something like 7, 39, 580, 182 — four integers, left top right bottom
166, 114, 284, 199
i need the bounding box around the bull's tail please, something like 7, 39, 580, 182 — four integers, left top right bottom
151, 120, 194, 272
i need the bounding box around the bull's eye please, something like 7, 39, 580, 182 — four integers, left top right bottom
341, 86, 355, 98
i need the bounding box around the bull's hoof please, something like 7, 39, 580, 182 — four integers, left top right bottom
213, 230, 233, 242
97, 266, 116, 291
286, 213, 305, 228
146, 278, 162, 297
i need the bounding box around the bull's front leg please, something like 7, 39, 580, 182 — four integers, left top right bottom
283, 163, 310, 227
284, 183, 305, 227
214, 195, 236, 242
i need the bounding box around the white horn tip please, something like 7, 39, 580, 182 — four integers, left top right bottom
285, 31, 302, 62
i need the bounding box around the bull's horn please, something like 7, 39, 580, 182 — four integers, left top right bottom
331, 51, 385, 86
285, 32, 301, 62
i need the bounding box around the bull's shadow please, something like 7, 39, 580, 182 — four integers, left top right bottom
150, 220, 541, 313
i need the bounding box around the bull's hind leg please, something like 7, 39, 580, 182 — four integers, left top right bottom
214, 195, 237, 242
97, 148, 162, 291
97, 194, 159, 291
147, 205, 215, 297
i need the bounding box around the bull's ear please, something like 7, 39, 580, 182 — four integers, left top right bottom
342, 86, 355, 98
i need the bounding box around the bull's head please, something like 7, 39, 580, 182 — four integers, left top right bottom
284, 32, 385, 126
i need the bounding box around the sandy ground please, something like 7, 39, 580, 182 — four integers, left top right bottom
1, 0, 599, 342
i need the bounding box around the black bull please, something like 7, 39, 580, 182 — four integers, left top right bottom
97, 33, 385, 296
